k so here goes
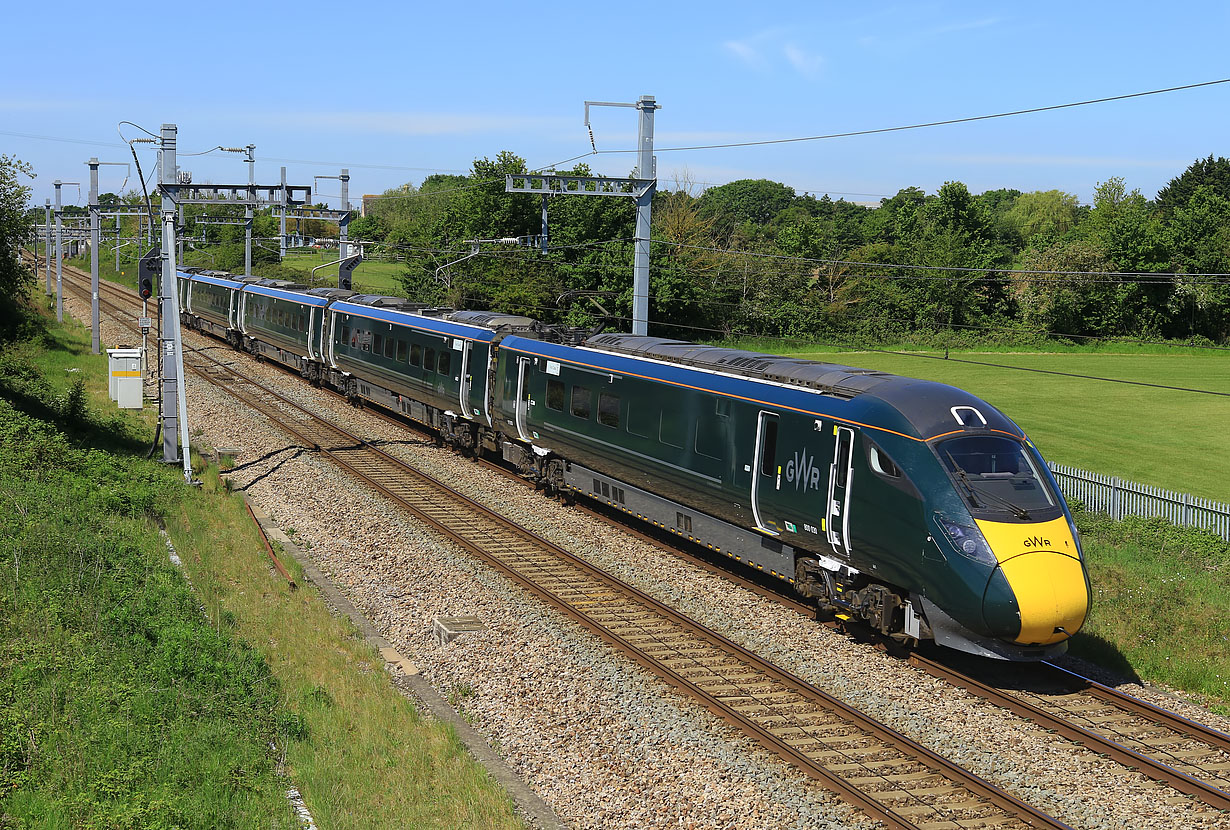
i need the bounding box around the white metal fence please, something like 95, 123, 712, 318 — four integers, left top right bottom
1047, 463, 1230, 541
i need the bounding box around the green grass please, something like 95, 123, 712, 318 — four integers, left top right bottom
726, 340, 1230, 502
0, 298, 525, 829
173, 469, 524, 830
0, 340, 293, 828
1070, 511, 1230, 715
278, 250, 407, 294
63, 246, 409, 297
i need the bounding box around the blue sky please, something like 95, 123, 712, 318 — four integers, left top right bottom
5, 1, 1229, 212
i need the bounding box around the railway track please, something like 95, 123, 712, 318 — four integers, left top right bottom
909, 653, 1230, 811
54, 263, 1078, 829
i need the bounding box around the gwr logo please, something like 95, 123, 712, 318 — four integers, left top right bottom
1023, 535, 1052, 549
785, 448, 823, 493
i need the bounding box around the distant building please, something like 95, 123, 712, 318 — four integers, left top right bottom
361, 195, 379, 217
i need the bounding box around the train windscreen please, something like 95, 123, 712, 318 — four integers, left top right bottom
936, 435, 1058, 518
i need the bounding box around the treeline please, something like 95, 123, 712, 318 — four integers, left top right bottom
354, 152, 1230, 346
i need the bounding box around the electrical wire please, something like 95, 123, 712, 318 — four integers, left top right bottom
456, 245, 1230, 285
582, 78, 1230, 156
652, 239, 1230, 281
456, 296, 1230, 397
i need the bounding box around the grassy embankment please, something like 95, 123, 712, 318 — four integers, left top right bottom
730, 338, 1230, 712
0, 294, 524, 829
1070, 509, 1230, 713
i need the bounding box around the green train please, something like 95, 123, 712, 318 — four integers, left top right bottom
179, 269, 1091, 661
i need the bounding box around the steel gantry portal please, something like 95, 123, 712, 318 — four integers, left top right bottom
506, 94, 658, 335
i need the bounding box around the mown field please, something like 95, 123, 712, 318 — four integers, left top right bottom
279, 249, 405, 294
728, 340, 1230, 503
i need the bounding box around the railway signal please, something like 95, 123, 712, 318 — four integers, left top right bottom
138, 247, 159, 299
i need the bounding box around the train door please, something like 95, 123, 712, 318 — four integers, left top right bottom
514, 356, 532, 440
826, 426, 855, 556
751, 411, 781, 535
323, 310, 337, 368
457, 340, 472, 418
306, 309, 318, 361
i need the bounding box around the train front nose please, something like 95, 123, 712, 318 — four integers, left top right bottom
977, 518, 1090, 646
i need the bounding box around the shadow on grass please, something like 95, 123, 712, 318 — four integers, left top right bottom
0, 378, 152, 458
1066, 630, 1143, 685
42, 326, 93, 357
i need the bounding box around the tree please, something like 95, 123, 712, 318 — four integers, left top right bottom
0, 155, 34, 336
448, 151, 538, 242
1014, 240, 1116, 336
1084, 177, 1167, 273
697, 179, 797, 239
1156, 155, 1230, 217
1004, 190, 1080, 244
1165, 186, 1230, 340
347, 214, 386, 243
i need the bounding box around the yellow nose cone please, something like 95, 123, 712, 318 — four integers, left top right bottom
997, 551, 1089, 645
975, 516, 1090, 646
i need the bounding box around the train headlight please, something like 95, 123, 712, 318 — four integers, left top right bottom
935, 516, 997, 567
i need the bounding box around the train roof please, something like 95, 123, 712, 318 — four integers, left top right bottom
243, 282, 332, 307
306, 287, 356, 300
178, 270, 245, 290
330, 300, 499, 343
446, 310, 539, 331
560, 333, 1023, 442
585, 333, 894, 398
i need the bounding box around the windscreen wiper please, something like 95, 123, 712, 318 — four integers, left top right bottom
945, 451, 1030, 519
944, 450, 984, 511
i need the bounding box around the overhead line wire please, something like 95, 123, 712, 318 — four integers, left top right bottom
583, 78, 1230, 155
653, 239, 1230, 279
458, 297, 1230, 397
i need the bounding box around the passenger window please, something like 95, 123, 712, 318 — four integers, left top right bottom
438, 351, 451, 375
546, 379, 565, 411
425, 348, 436, 373
869, 445, 901, 478
597, 392, 620, 428
571, 385, 592, 419
384, 336, 394, 359
341, 325, 350, 344
374, 334, 383, 356
300, 313, 306, 331
410, 343, 422, 366
396, 339, 407, 362
660, 413, 685, 448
